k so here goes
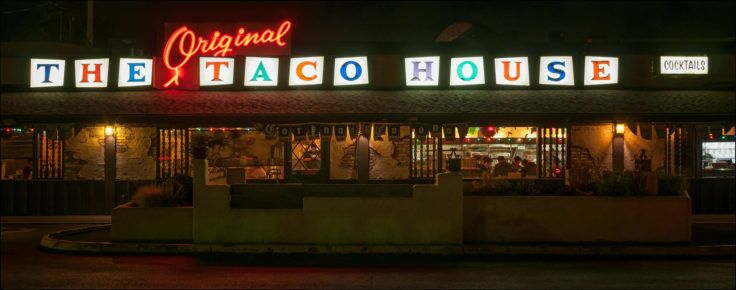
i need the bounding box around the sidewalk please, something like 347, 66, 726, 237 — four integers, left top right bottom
37, 221, 735, 256
1, 215, 111, 224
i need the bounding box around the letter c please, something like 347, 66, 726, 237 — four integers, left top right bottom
296, 61, 317, 81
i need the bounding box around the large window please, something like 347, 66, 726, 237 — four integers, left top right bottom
702, 140, 735, 177
1, 127, 34, 180
195, 128, 284, 184
442, 127, 540, 179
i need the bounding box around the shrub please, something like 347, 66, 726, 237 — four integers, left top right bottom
597, 173, 634, 196
130, 185, 177, 208
658, 174, 689, 196
473, 179, 513, 196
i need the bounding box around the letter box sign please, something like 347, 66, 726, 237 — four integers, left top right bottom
30, 59, 65, 88
584, 56, 618, 86
660, 56, 708, 75
405, 56, 440, 86
158, 21, 292, 89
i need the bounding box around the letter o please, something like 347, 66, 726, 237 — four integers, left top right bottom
457, 61, 478, 81
340, 61, 362, 81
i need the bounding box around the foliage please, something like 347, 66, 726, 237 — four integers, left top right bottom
596, 172, 635, 196
130, 185, 177, 208
658, 174, 689, 196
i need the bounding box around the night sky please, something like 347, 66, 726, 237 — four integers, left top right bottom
2, 1, 734, 54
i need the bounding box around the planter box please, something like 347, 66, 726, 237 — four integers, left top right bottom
112, 207, 193, 242
464, 193, 691, 243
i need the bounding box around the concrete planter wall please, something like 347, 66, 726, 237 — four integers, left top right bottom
112, 207, 193, 242
192, 159, 464, 245
464, 194, 692, 243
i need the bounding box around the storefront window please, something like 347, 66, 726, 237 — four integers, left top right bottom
442, 127, 539, 179
196, 128, 284, 184
702, 140, 735, 177
1, 128, 34, 180
291, 137, 321, 174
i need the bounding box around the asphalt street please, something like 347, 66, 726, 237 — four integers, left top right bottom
1, 223, 735, 289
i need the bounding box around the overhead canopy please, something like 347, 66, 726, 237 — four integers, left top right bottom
1, 90, 734, 123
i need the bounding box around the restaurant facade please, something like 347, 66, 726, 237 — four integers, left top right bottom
1, 20, 734, 220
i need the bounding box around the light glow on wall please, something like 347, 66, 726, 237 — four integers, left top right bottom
30, 59, 65, 88
74, 58, 109, 88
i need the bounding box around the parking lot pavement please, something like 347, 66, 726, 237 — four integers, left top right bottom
1, 223, 735, 289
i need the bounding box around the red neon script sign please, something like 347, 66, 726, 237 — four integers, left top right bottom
161, 21, 292, 88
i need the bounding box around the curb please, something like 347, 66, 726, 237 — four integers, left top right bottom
41, 225, 736, 256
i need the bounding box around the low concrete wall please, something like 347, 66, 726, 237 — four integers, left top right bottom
112, 207, 193, 242
193, 159, 463, 245
464, 194, 692, 243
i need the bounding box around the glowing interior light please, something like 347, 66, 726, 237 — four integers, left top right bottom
105, 126, 114, 136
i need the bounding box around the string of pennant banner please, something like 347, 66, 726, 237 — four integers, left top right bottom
260, 123, 472, 141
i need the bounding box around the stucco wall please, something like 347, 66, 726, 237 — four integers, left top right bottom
115, 127, 156, 180
570, 124, 613, 180
623, 124, 666, 172
464, 195, 691, 242
330, 135, 358, 180
64, 127, 105, 180
369, 126, 411, 180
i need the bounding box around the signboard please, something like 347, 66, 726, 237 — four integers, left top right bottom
539, 56, 574, 86
584, 56, 618, 85
405, 56, 440, 86
289, 56, 324, 86
118, 58, 153, 87
199, 57, 235, 86
660, 56, 708, 75
158, 21, 292, 89
450, 57, 485, 86
333, 56, 369, 86
30, 59, 65, 88
74, 58, 109, 88
244, 57, 279, 86
494, 57, 529, 86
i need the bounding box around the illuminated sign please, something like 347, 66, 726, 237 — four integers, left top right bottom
118, 58, 153, 87
494, 57, 529, 86
584, 56, 618, 85
405, 56, 440, 86
199, 57, 235, 86
539, 56, 574, 86
30, 59, 65, 88
660, 56, 708, 74
334, 56, 369, 86
289, 56, 324, 86
161, 21, 292, 88
244, 57, 279, 86
74, 58, 109, 88
450, 57, 485, 86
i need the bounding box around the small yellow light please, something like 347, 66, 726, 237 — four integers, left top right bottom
105, 126, 114, 136
615, 123, 625, 134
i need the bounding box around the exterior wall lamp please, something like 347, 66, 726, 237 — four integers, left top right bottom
615, 123, 625, 135
105, 126, 115, 136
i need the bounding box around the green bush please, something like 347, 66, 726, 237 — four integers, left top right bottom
658, 174, 689, 196
597, 173, 634, 196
